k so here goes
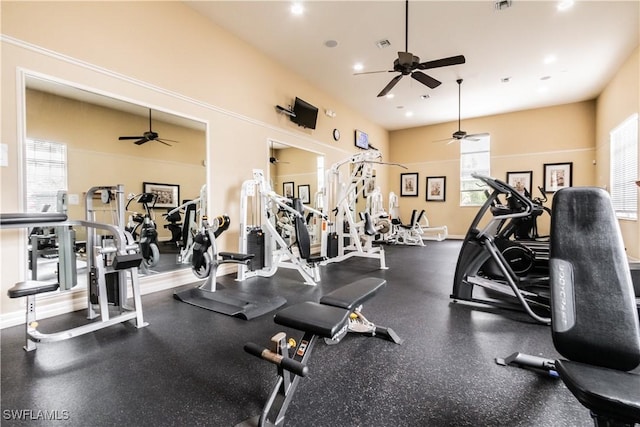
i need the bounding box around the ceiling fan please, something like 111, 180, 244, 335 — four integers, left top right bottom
355, 0, 466, 97
118, 109, 178, 146
269, 146, 289, 164
435, 79, 489, 144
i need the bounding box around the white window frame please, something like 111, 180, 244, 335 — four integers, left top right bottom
460, 136, 491, 206
610, 113, 638, 220
24, 138, 68, 213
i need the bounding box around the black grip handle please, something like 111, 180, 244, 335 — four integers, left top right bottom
280, 357, 309, 377
244, 342, 309, 377
244, 342, 267, 358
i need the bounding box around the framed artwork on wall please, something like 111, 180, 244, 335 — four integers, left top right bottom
426, 176, 446, 202
298, 184, 310, 204
143, 182, 180, 208
400, 173, 419, 197
506, 171, 533, 197
283, 181, 294, 198
543, 162, 573, 193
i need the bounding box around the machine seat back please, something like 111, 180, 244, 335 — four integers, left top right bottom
550, 187, 640, 371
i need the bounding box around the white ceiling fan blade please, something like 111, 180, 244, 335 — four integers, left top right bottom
463, 132, 490, 141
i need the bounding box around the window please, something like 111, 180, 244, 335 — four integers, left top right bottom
460, 135, 491, 206
24, 139, 68, 213
610, 113, 638, 220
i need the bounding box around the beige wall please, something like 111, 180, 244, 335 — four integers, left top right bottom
389, 101, 597, 237
595, 46, 640, 258
1, 1, 389, 321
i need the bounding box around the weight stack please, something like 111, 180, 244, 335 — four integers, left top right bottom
327, 232, 338, 258
247, 227, 265, 271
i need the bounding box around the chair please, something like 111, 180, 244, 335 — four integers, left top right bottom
549, 187, 640, 426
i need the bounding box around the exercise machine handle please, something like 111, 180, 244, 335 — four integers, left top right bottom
244, 342, 309, 377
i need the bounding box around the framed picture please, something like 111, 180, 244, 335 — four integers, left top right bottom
298, 184, 310, 204
143, 182, 180, 208
283, 181, 295, 198
426, 176, 446, 202
400, 173, 419, 197
363, 173, 376, 198
543, 162, 573, 193
506, 171, 533, 197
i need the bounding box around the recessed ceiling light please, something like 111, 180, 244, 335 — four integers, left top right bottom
353, 63, 363, 72
290, 3, 304, 15
501, 77, 511, 83
544, 55, 557, 64
386, 93, 395, 99
540, 75, 551, 81
420, 94, 430, 100
396, 105, 404, 109
557, 0, 574, 11
324, 40, 338, 48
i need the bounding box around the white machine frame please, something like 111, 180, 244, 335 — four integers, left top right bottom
237, 169, 326, 286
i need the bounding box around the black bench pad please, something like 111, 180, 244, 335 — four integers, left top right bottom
275, 301, 349, 339
8, 281, 60, 298
555, 359, 640, 423
220, 252, 254, 262
320, 278, 386, 310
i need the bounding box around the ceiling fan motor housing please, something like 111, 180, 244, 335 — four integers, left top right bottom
453, 130, 467, 139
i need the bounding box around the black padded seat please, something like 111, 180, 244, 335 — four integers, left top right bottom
274, 302, 349, 339
554, 360, 640, 423
220, 252, 254, 262
8, 281, 60, 298
320, 278, 386, 310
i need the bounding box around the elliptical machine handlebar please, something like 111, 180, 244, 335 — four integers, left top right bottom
472, 174, 535, 221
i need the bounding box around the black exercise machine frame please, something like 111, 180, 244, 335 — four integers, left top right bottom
451, 174, 551, 324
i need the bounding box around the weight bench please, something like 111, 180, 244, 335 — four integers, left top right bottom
497, 187, 640, 426
238, 277, 401, 427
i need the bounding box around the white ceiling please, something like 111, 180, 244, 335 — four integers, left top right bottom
186, 0, 639, 131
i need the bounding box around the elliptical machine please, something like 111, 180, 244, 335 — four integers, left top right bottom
126, 192, 160, 269
451, 174, 551, 324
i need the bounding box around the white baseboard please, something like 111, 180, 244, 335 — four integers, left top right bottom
1, 264, 236, 329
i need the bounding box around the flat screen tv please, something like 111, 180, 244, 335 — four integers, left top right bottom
355, 129, 369, 150
290, 97, 318, 129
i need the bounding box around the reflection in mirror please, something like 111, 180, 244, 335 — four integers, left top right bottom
268, 140, 324, 244
24, 75, 207, 284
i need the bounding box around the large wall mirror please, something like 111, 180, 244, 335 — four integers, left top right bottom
268, 140, 324, 245
23, 74, 207, 283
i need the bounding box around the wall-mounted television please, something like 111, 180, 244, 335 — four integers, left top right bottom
290, 97, 318, 129
355, 129, 369, 150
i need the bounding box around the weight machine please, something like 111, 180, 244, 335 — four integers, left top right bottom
387, 192, 448, 245
237, 169, 327, 286
321, 151, 402, 268
3, 184, 147, 351
164, 184, 206, 265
